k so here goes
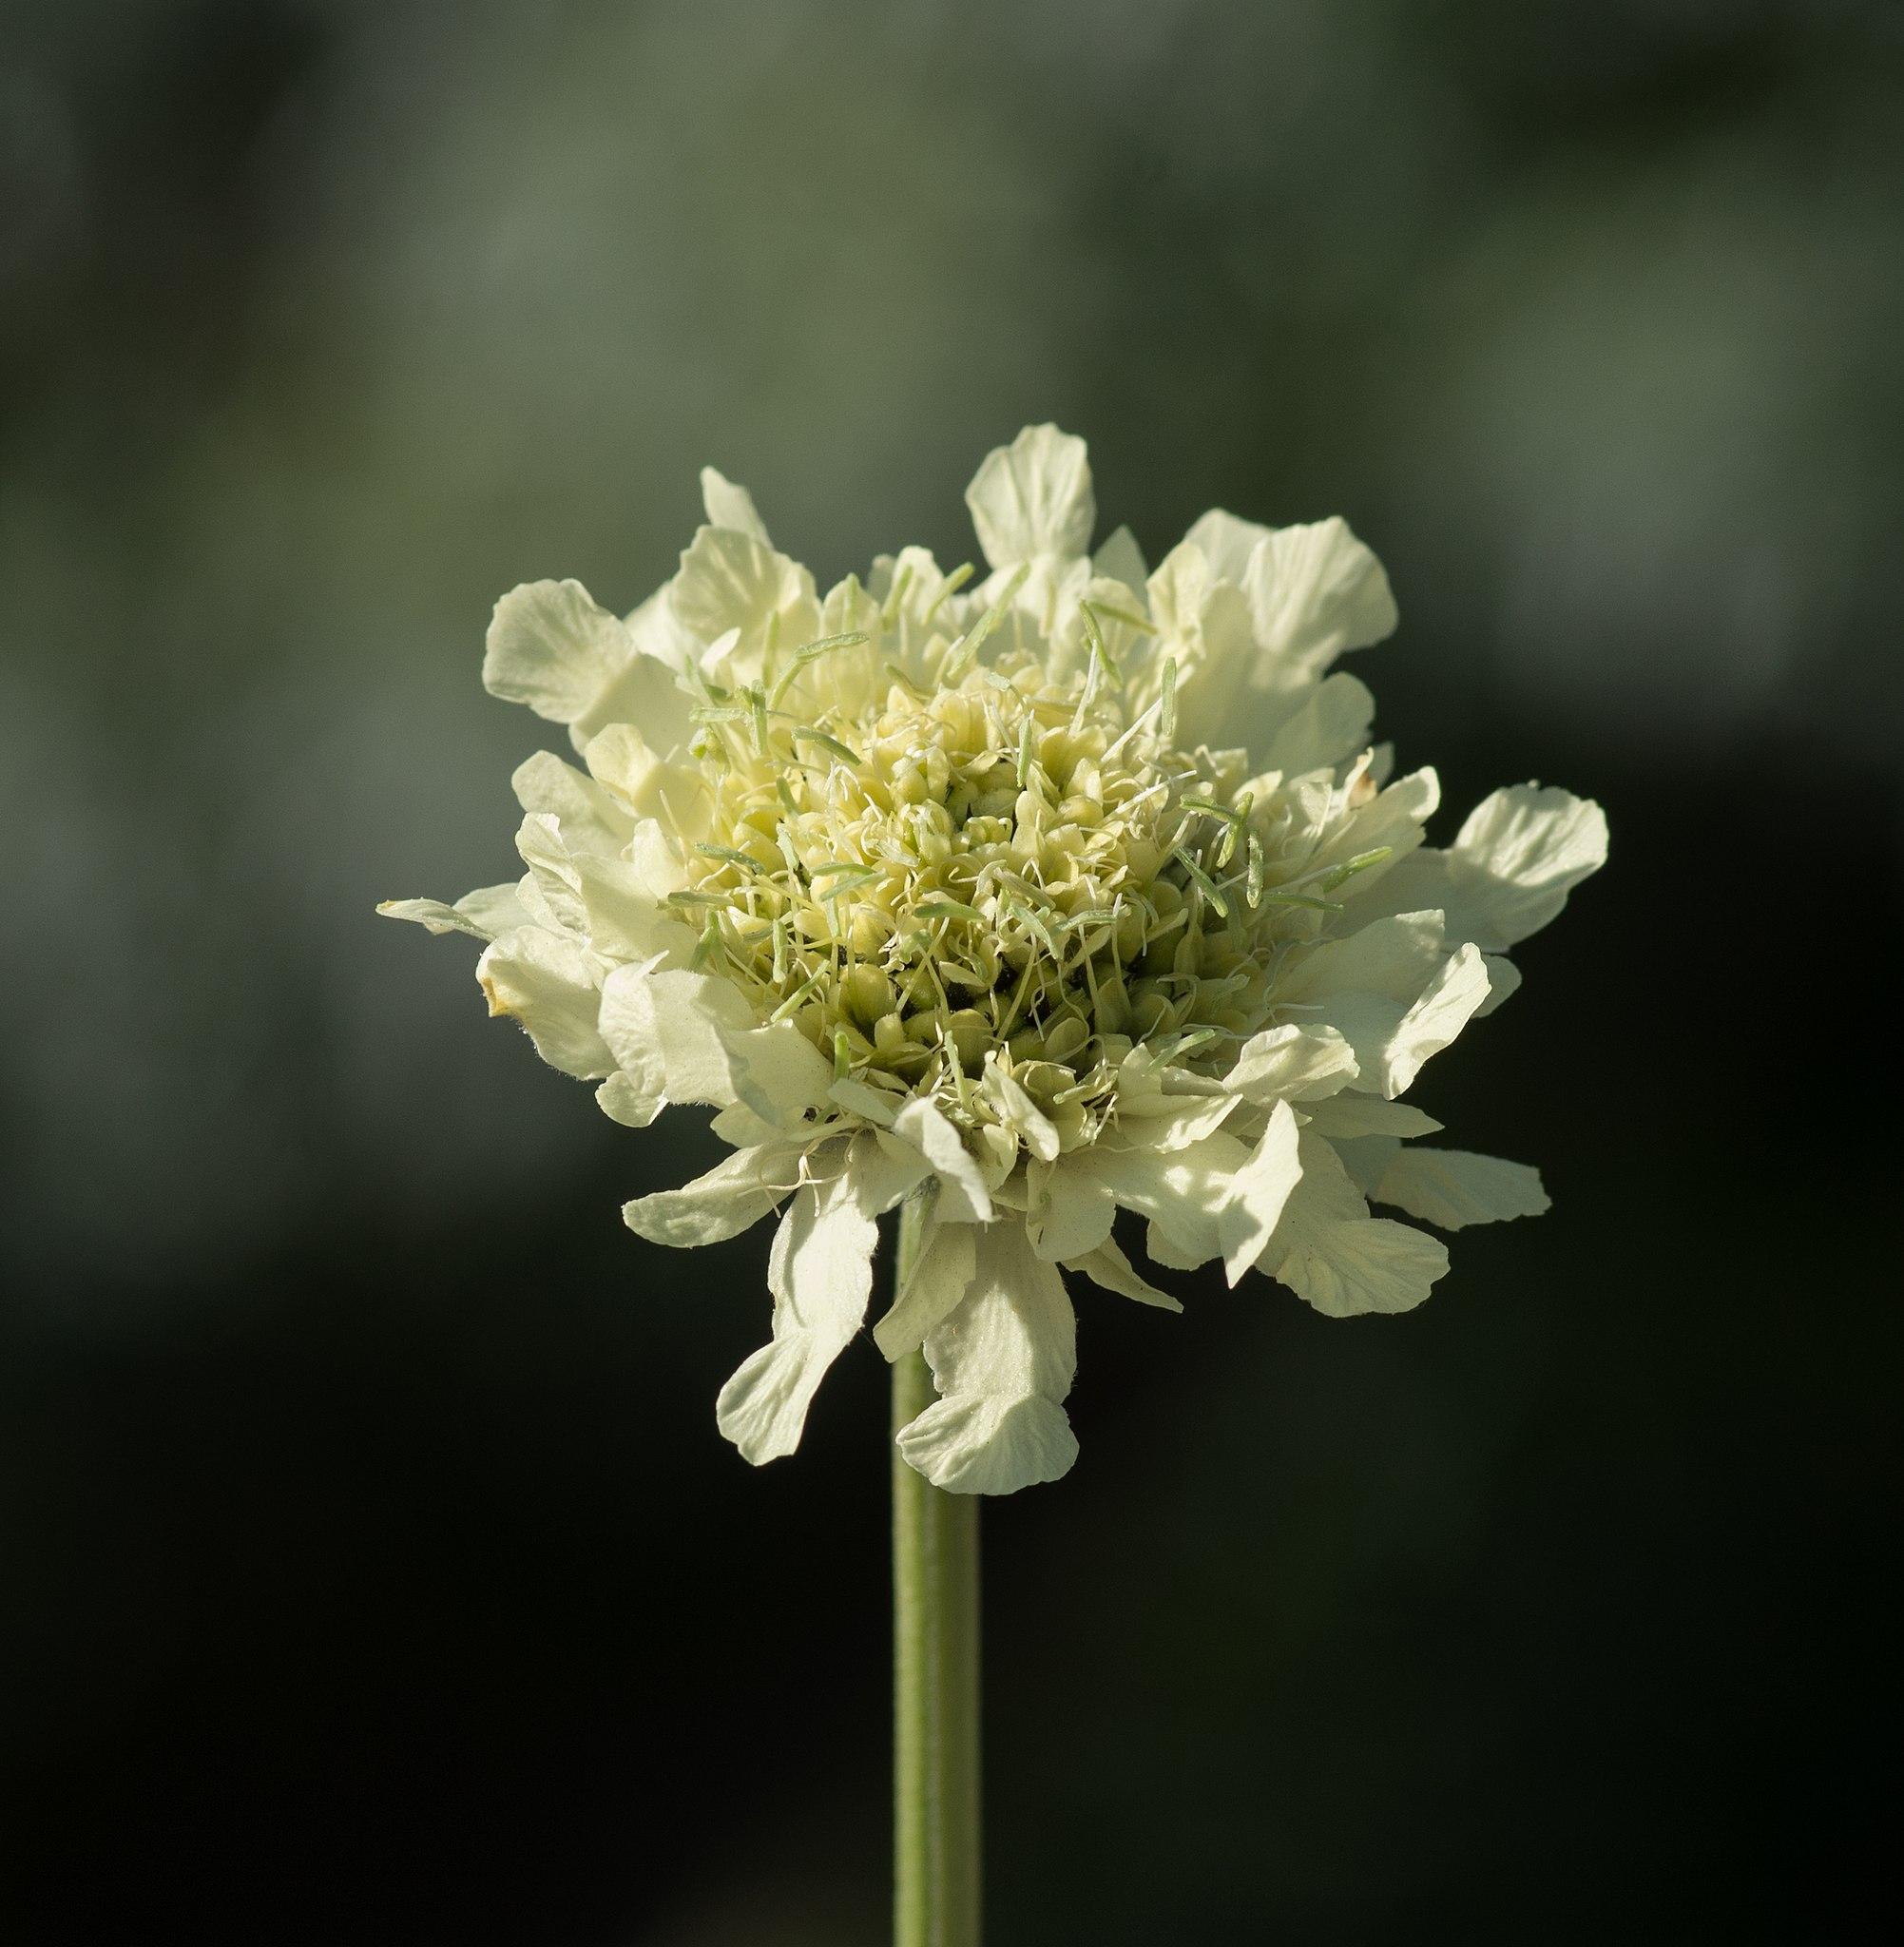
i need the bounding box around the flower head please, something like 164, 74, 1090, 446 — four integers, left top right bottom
384, 427, 1606, 1494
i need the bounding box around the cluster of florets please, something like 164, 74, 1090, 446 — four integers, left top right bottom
384, 426, 1606, 1494
672, 607, 1387, 1165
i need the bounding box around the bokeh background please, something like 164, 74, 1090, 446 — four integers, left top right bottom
3, 2, 1898, 1940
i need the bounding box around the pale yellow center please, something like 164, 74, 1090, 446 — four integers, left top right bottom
667, 634, 1351, 1135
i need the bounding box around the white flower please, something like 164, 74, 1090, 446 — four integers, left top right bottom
383, 427, 1607, 1494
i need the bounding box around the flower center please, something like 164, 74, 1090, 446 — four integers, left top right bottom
667, 627, 1369, 1134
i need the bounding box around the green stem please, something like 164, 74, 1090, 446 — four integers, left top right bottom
892, 1202, 982, 1947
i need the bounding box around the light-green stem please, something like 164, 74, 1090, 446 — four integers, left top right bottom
892, 1201, 982, 1947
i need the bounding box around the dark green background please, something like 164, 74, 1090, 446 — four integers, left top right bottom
2, 3, 1896, 1941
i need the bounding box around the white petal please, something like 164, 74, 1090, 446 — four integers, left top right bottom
670, 525, 818, 655
1065, 1237, 1181, 1311
568, 645, 699, 756
1263, 1134, 1448, 1317
1450, 785, 1607, 948
598, 964, 832, 1125
1369, 785, 1608, 953
475, 926, 613, 1079
873, 1210, 976, 1359
1219, 1099, 1303, 1285
1300, 1095, 1443, 1140
483, 579, 628, 723
860, 1129, 934, 1214
1144, 1220, 1205, 1271
1026, 1158, 1116, 1263
700, 465, 770, 542
1382, 943, 1491, 1097
1374, 1147, 1550, 1230
716, 1170, 879, 1465
891, 1097, 993, 1223
979, 1059, 1060, 1164
512, 811, 587, 935
1259, 671, 1376, 775
572, 854, 695, 966
1475, 954, 1522, 1016
1223, 1023, 1358, 1105
1329, 1133, 1401, 1195
1277, 916, 1488, 1098
1144, 543, 1259, 750
1279, 911, 1447, 1011
964, 424, 1095, 570
1240, 516, 1397, 682
829, 1077, 897, 1127
1183, 508, 1270, 585
708, 1102, 783, 1148
1077, 1131, 1254, 1270
1111, 1090, 1240, 1151
581, 723, 714, 839
1317, 767, 1441, 897
622, 1142, 803, 1245
510, 751, 636, 855
1090, 524, 1148, 593
378, 881, 525, 942
895, 1222, 1079, 1495
596, 1070, 664, 1128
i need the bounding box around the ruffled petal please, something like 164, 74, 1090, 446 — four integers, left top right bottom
873, 1208, 976, 1359
1183, 508, 1270, 585
510, 751, 636, 856
483, 579, 629, 723
716, 1167, 880, 1465
1277, 916, 1490, 1097
597, 964, 833, 1125
1065, 1237, 1181, 1311
1258, 671, 1376, 775
595, 1070, 664, 1128
1090, 524, 1147, 593
622, 1142, 804, 1246
568, 644, 699, 756
1026, 1157, 1116, 1263
1368, 784, 1608, 952
1219, 1099, 1303, 1285
1374, 1147, 1549, 1229
977, 1057, 1060, 1164
1301, 1095, 1443, 1140
895, 1221, 1079, 1495
1380, 943, 1492, 1097
1076, 1130, 1254, 1270
701, 465, 770, 541
670, 525, 819, 667
1222, 1023, 1358, 1106
891, 1097, 993, 1223
474, 926, 613, 1079
581, 722, 715, 839
1262, 1134, 1448, 1317
964, 424, 1096, 570
1314, 767, 1441, 897
1476, 954, 1523, 1016
377, 881, 526, 942
1144, 542, 1259, 751
1240, 516, 1397, 684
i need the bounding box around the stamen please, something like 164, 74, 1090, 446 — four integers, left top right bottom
767, 632, 871, 708
921, 561, 974, 627
940, 564, 1029, 684
792, 726, 863, 766
1173, 846, 1230, 919
771, 969, 826, 1022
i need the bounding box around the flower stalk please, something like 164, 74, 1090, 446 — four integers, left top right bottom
893, 1202, 982, 1947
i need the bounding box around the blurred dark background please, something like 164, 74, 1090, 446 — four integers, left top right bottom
2, 2, 1898, 1940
